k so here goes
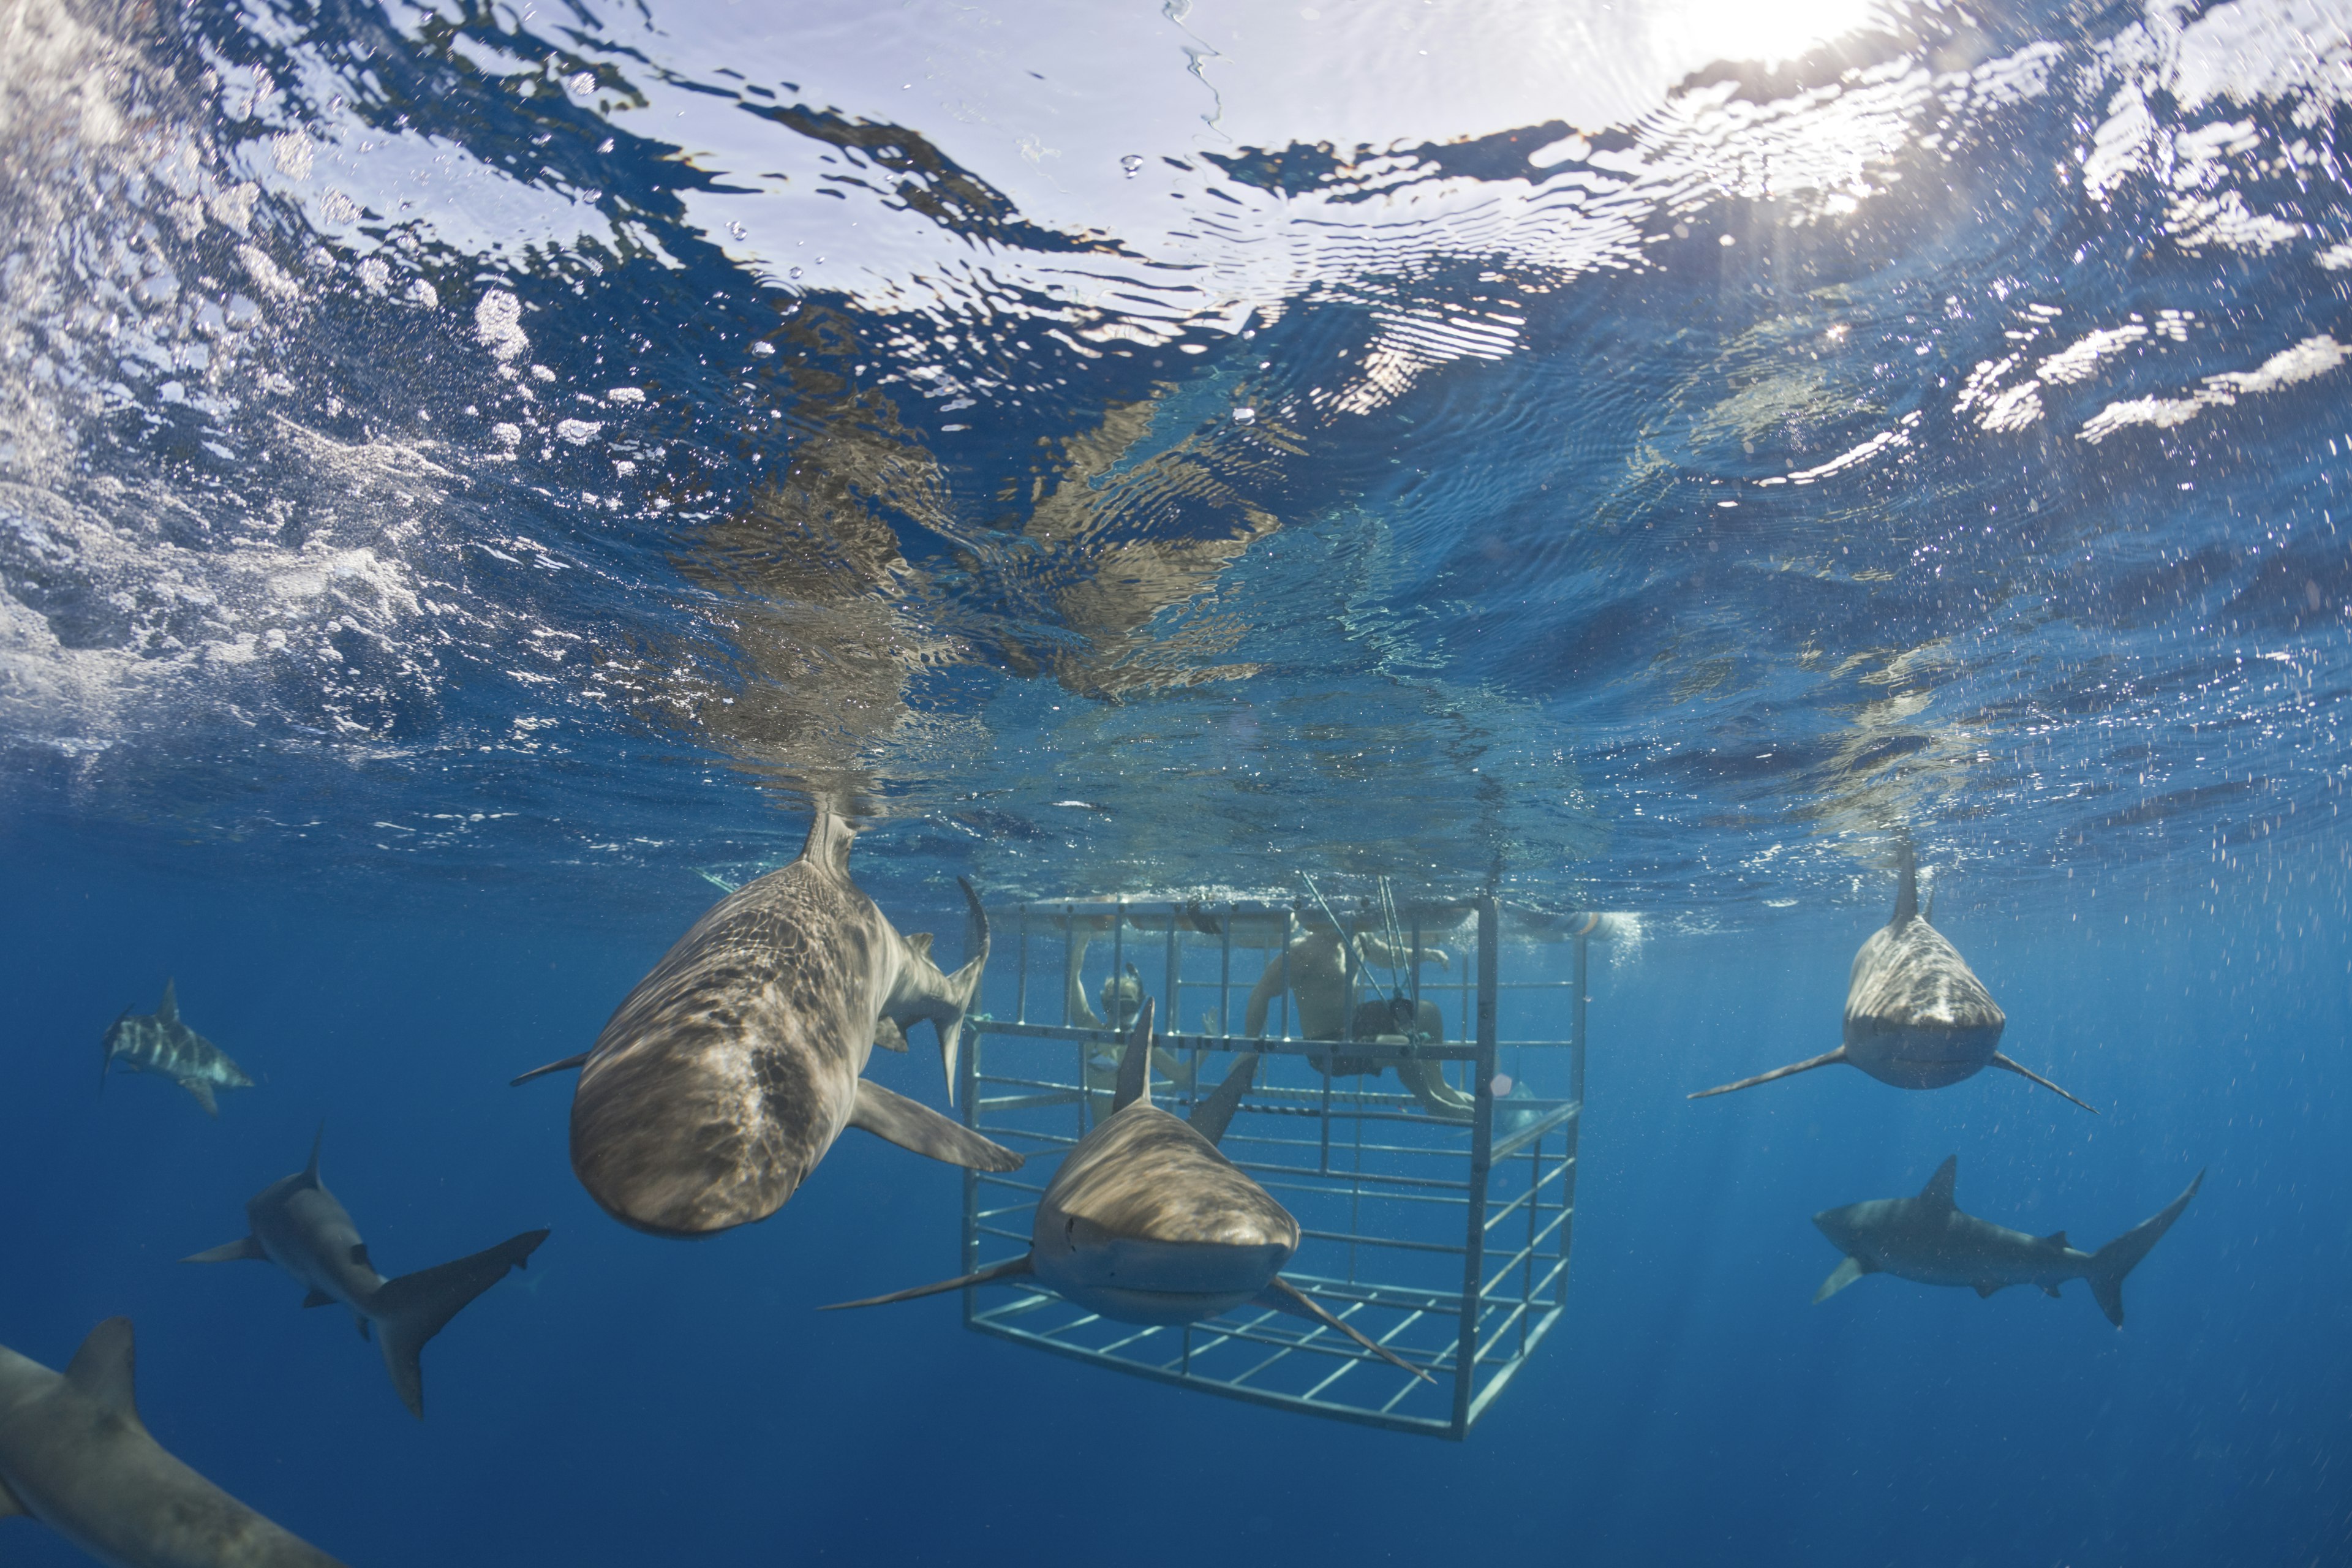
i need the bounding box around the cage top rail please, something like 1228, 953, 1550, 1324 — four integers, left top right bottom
986, 897, 1623, 946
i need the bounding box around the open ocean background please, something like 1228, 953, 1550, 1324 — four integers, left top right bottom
4, 0, 2350, 1562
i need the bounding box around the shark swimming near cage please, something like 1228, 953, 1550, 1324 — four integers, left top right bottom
1689, 840, 2094, 1111
824, 999, 1432, 1384
511, 810, 1022, 1236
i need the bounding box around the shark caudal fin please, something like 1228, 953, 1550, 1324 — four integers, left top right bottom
1188, 1054, 1257, 1147
1688, 1048, 1849, 1101
819, 1253, 1035, 1311
1112, 997, 1156, 1114
370, 1230, 549, 1418
2085, 1169, 2204, 1329
934, 877, 990, 1106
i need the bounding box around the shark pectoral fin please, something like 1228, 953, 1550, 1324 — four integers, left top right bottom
181, 1235, 268, 1264
1813, 1256, 1872, 1303
1988, 1052, 2098, 1114
1254, 1277, 1434, 1385
509, 1054, 588, 1087
1188, 1054, 1259, 1147
371, 1229, 551, 1419
64, 1319, 141, 1427
1973, 1281, 2007, 1298
848, 1079, 1023, 1172
1688, 1048, 1848, 1101
178, 1077, 220, 1117
302, 1289, 335, 1310
820, 1253, 1036, 1311
872, 1016, 910, 1054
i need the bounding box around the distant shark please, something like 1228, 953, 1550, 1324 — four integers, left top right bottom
184, 1128, 548, 1418
1691, 840, 2094, 1111
1813, 1156, 2204, 1326
0, 1317, 347, 1566
100, 980, 255, 1117
827, 999, 1432, 1384
513, 810, 1021, 1236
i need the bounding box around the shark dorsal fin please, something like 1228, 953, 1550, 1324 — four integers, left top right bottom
303, 1122, 325, 1188
2042, 1231, 2068, 1249
1111, 997, 1156, 1114
906, 932, 934, 961
1890, 837, 1918, 926
1919, 1155, 1958, 1209
157, 978, 179, 1024
800, 809, 856, 879
1188, 1054, 1258, 1147
65, 1318, 141, 1425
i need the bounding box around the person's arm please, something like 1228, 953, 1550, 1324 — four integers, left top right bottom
1065, 929, 1102, 1028
1357, 933, 1450, 972
1242, 951, 1286, 1038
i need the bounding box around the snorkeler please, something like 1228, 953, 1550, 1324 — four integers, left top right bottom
1242, 913, 1476, 1120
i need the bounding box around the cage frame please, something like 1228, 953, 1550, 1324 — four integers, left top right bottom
956, 893, 1593, 1440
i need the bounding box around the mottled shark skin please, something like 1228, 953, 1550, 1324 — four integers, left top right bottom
521, 811, 1021, 1237
100, 981, 254, 1118
0, 1318, 347, 1567
183, 1128, 548, 1419
1813, 1156, 2204, 1327
826, 1000, 1431, 1384
1691, 842, 2095, 1111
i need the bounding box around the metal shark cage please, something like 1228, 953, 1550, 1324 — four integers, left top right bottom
956, 894, 1597, 1440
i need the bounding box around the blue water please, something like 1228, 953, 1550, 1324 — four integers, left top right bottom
5, 0, 2351, 1562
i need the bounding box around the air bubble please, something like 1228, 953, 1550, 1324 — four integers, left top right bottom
1232, 407, 1256, 424
1120, 154, 1144, 177
727, 221, 747, 240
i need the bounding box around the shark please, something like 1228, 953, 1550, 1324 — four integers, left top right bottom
184, 1128, 548, 1418
1812, 1156, 2204, 1326
512, 810, 1022, 1237
1691, 840, 2094, 1112
826, 999, 1433, 1385
0, 1317, 347, 1567
100, 981, 255, 1117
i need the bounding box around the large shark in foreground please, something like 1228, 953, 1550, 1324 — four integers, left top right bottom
184, 1129, 548, 1418
101, 981, 255, 1117
0, 1317, 347, 1566
1691, 842, 2094, 1111
827, 1000, 1432, 1385
1813, 1156, 2204, 1325
513, 811, 1021, 1236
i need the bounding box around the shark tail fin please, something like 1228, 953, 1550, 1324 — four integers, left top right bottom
1254, 1276, 1434, 1385
100, 1008, 129, 1095
1188, 1054, 1258, 1147
1688, 1047, 1848, 1101
933, 877, 990, 1106
371, 1229, 549, 1419
1112, 997, 1156, 1114
820, 1253, 1035, 1311
1988, 1052, 2098, 1114
2086, 1170, 2204, 1329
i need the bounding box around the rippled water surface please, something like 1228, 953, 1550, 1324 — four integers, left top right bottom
3, 0, 2350, 1562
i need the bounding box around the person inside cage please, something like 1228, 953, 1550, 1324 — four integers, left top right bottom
1064, 914, 1197, 1115
1241, 910, 1477, 1120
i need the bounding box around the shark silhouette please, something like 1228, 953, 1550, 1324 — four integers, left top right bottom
100, 981, 254, 1118
1813, 1156, 2204, 1325
1691, 842, 2093, 1111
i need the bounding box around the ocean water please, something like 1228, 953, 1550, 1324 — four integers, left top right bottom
3, 0, 2350, 1562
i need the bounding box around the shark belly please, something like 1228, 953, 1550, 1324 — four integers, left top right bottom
1035, 1237, 1287, 1324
